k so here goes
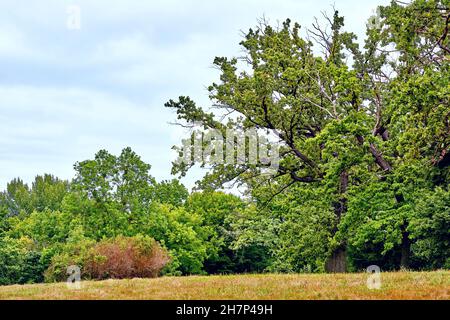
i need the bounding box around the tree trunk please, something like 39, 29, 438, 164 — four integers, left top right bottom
396, 195, 410, 269
325, 246, 347, 273
436, 148, 450, 168
400, 230, 411, 269
325, 170, 348, 273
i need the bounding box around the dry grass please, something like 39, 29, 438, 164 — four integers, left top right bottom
0, 271, 448, 300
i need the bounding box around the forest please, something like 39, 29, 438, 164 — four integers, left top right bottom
0, 0, 449, 286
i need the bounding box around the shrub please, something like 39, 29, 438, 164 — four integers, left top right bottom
83, 235, 169, 280
0, 237, 47, 285
43, 224, 96, 282
43, 236, 95, 283
139, 203, 208, 275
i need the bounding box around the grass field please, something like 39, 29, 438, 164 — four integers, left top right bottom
0, 271, 448, 300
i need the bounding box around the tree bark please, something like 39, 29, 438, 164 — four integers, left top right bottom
436, 148, 450, 168
400, 229, 411, 269
369, 143, 392, 172
325, 170, 348, 273
355, 135, 392, 172
395, 195, 410, 269
325, 246, 347, 273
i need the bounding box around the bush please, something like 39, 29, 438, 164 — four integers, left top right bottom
43, 229, 95, 282
45, 235, 169, 282
0, 237, 47, 285
84, 235, 169, 280
138, 203, 208, 275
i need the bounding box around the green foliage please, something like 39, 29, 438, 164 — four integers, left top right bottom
0, 175, 69, 218
44, 228, 98, 282
73, 147, 156, 213
232, 185, 336, 273
7, 210, 76, 246
409, 187, 450, 269
0, 237, 47, 285
29, 175, 70, 213
185, 191, 268, 274
141, 203, 208, 275
154, 179, 189, 207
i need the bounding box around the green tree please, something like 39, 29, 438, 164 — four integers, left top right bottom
154, 179, 189, 207
140, 203, 208, 275
185, 191, 267, 273
70, 147, 156, 238
166, 0, 449, 272
0, 178, 31, 217
69, 148, 208, 274
0, 175, 69, 235
29, 174, 69, 213
0, 237, 46, 285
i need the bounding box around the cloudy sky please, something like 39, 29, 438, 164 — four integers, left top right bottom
0, 0, 389, 190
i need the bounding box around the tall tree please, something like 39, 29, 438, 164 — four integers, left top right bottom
166, 0, 449, 272
70, 147, 156, 238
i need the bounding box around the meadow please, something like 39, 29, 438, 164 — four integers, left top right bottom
0, 271, 448, 300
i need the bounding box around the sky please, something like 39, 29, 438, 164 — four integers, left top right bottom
0, 0, 390, 191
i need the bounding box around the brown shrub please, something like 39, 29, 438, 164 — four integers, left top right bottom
83, 236, 169, 280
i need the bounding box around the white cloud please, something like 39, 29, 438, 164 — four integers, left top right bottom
92, 33, 155, 63
0, 25, 29, 56
0, 0, 392, 191
0, 85, 179, 186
